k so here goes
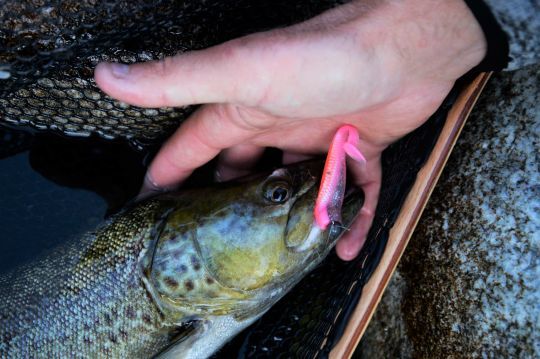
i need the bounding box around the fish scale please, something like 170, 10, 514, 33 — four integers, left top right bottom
0, 200, 169, 357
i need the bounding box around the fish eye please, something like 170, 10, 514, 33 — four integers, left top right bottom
263, 181, 291, 204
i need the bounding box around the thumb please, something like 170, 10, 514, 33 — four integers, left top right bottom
94, 38, 266, 108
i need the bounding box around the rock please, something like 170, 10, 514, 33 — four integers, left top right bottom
355, 64, 540, 358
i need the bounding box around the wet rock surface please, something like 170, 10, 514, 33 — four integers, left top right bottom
355, 64, 540, 358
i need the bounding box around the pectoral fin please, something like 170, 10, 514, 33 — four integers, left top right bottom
154, 319, 208, 359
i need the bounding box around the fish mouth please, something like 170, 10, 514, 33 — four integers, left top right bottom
287, 182, 363, 253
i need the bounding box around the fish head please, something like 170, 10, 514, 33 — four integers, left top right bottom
145, 160, 363, 318
194, 160, 363, 291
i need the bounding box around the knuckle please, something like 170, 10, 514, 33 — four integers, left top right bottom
219, 36, 273, 105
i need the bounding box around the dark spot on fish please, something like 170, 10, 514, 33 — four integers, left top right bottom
184, 280, 194, 291
2, 332, 13, 343
119, 329, 129, 341
109, 333, 118, 343
69, 284, 81, 295
179, 264, 188, 273
190, 255, 201, 271
172, 249, 183, 259
125, 306, 136, 319
164, 276, 179, 289
142, 314, 153, 325
206, 277, 215, 285
104, 313, 113, 326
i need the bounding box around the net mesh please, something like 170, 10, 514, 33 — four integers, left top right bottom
0, 0, 346, 143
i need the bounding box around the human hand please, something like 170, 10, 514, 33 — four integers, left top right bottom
94, 0, 486, 260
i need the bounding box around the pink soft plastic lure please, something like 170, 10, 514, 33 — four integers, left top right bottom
314, 125, 366, 230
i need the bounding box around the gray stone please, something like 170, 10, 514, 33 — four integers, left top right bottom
356, 64, 540, 358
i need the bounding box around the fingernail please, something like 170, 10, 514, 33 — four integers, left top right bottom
140, 172, 160, 192
137, 172, 166, 199
110, 63, 130, 79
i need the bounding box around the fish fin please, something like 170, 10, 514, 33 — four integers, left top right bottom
233, 293, 280, 322
153, 319, 208, 359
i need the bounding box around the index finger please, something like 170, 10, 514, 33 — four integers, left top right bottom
143, 104, 256, 191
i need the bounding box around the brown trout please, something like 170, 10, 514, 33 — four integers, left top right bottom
0, 160, 363, 358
